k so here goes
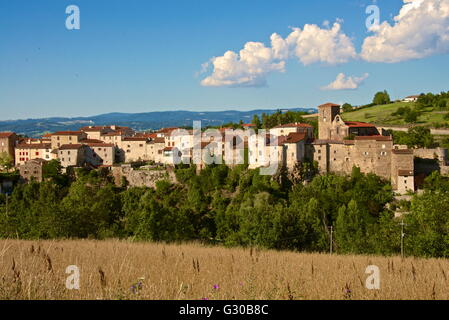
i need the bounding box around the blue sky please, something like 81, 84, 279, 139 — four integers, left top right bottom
0, 0, 448, 120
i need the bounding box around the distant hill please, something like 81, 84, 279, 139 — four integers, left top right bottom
0, 108, 316, 137
341, 102, 449, 127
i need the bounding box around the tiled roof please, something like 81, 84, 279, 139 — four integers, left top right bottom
16, 143, 51, 149
58, 144, 84, 150
152, 137, 165, 144
344, 121, 377, 128
123, 137, 149, 142
283, 132, 307, 144
52, 131, 84, 136
0, 132, 15, 138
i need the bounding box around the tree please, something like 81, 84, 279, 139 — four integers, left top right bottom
404, 110, 418, 123
0, 152, 14, 172
373, 90, 391, 105
342, 103, 353, 113
251, 114, 262, 129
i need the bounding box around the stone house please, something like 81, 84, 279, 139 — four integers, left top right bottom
50, 131, 87, 150
19, 158, 47, 182
15, 143, 54, 166
0, 132, 18, 164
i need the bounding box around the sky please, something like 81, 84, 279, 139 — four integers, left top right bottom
0, 0, 448, 120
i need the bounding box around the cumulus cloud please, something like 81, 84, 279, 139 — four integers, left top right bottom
361, 0, 449, 63
200, 21, 356, 87
321, 73, 369, 90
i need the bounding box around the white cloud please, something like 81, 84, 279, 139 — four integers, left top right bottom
321, 73, 369, 90
200, 41, 286, 87
201, 21, 356, 87
361, 0, 449, 63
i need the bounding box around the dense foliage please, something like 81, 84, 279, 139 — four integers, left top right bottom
0, 164, 447, 258
373, 90, 391, 105
388, 127, 436, 148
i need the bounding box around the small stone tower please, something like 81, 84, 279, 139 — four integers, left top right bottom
318, 103, 341, 140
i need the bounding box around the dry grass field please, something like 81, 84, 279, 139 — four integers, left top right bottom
0, 239, 447, 300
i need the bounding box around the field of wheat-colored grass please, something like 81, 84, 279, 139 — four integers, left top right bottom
0, 239, 447, 300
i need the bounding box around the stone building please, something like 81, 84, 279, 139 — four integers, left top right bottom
19, 158, 47, 182
0, 132, 18, 164
15, 143, 54, 165
57, 144, 90, 168
50, 131, 87, 150
308, 102, 415, 193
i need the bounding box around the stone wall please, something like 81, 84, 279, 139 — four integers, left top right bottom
112, 165, 177, 188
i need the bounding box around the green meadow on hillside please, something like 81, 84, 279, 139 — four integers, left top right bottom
341, 102, 449, 126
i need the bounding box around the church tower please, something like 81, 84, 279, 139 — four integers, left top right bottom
318, 103, 341, 140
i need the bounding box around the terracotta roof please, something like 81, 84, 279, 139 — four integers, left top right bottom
152, 137, 165, 144
134, 133, 158, 139
58, 144, 84, 150
16, 143, 51, 149
42, 133, 52, 138
318, 102, 340, 108
272, 122, 313, 129
283, 132, 307, 144
123, 137, 149, 142
157, 127, 179, 134
52, 131, 84, 136
344, 121, 377, 128
0, 132, 15, 138
163, 146, 175, 151
405, 95, 420, 99
398, 169, 414, 176
242, 123, 256, 127
354, 135, 392, 141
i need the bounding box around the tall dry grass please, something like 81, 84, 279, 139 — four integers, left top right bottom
0, 239, 447, 300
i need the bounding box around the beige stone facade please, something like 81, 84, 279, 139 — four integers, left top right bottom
0, 132, 18, 164
15, 143, 54, 166
19, 158, 47, 182
51, 131, 87, 150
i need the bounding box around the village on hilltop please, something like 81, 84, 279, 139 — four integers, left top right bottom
1, 102, 448, 194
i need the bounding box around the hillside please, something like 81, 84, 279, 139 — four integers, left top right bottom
0, 108, 315, 137
1, 239, 447, 300
341, 102, 449, 126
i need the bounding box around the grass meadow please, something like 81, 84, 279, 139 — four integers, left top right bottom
0, 239, 447, 300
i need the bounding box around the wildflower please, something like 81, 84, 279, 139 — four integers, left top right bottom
201, 297, 209, 300
213, 284, 219, 290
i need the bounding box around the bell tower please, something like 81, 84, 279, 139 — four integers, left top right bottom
318, 103, 341, 140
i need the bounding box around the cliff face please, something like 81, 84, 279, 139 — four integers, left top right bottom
112, 165, 177, 188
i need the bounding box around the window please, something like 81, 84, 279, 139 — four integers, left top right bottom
364, 152, 369, 156
318, 149, 321, 154
36, 152, 39, 156
318, 156, 321, 161
380, 151, 387, 156
139, 144, 143, 147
